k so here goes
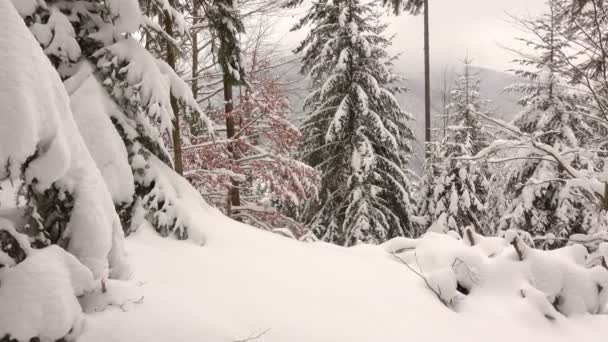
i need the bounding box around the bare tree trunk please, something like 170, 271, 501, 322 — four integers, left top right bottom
191, 32, 199, 97
603, 182, 608, 210
163, 4, 183, 175
442, 66, 448, 139
424, 0, 431, 155
191, 3, 200, 98
224, 76, 241, 217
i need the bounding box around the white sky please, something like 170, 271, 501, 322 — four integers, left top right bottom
385, 0, 546, 75
274, 0, 548, 74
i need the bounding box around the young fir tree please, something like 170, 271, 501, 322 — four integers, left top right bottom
13, 0, 208, 239
294, 0, 416, 246
421, 59, 492, 236
497, 2, 604, 246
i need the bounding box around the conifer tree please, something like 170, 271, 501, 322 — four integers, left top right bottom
1, 0, 129, 280
495, 2, 604, 246
294, 0, 417, 245
421, 60, 492, 236
13, 0, 208, 239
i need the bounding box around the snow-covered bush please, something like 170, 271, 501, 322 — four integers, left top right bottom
383, 228, 608, 318
0, 243, 97, 341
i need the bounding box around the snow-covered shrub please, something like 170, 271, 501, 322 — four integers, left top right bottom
383, 228, 608, 317
0, 244, 96, 341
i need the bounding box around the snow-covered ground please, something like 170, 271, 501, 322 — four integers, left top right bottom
79, 210, 608, 342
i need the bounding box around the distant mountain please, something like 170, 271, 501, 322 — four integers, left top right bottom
396, 65, 522, 172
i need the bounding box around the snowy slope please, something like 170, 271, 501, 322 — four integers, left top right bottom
80, 211, 608, 342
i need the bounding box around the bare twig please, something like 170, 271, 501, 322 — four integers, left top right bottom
391, 253, 452, 308
234, 328, 271, 342
451, 258, 480, 286
511, 237, 525, 261
94, 296, 145, 313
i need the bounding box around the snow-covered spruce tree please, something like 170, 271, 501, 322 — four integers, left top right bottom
294, 0, 416, 245
421, 60, 493, 236
0, 0, 128, 282
414, 141, 443, 235
495, 2, 605, 247
12, 0, 209, 239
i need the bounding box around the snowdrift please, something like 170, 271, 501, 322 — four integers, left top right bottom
383, 228, 608, 317
75, 211, 608, 342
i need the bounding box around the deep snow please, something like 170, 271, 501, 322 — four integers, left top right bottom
80, 210, 608, 342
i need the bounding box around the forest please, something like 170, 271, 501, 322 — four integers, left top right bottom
1, 0, 608, 341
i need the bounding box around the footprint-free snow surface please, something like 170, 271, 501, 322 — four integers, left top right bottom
80, 210, 608, 342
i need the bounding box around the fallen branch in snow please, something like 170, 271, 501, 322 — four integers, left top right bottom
532, 235, 608, 247
93, 296, 145, 313
234, 328, 271, 342
464, 227, 476, 246
391, 253, 454, 309
510, 236, 528, 261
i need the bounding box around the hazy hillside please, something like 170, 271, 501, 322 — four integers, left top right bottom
279, 59, 521, 173
397, 65, 521, 171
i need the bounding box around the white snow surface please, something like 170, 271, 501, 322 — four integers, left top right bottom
79, 210, 608, 342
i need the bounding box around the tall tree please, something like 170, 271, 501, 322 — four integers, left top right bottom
205, 0, 247, 218
164, 0, 185, 175
382, 0, 430, 155
423, 0, 431, 152
294, 0, 417, 245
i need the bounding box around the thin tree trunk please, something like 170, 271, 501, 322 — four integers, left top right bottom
424, 0, 431, 155
191, 5, 199, 98
163, 5, 183, 175
224, 75, 241, 217
442, 66, 448, 139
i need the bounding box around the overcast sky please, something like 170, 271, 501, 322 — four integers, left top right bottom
277, 0, 548, 75
385, 0, 547, 76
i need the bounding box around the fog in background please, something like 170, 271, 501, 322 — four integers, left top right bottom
267, 0, 550, 171
274, 0, 547, 74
